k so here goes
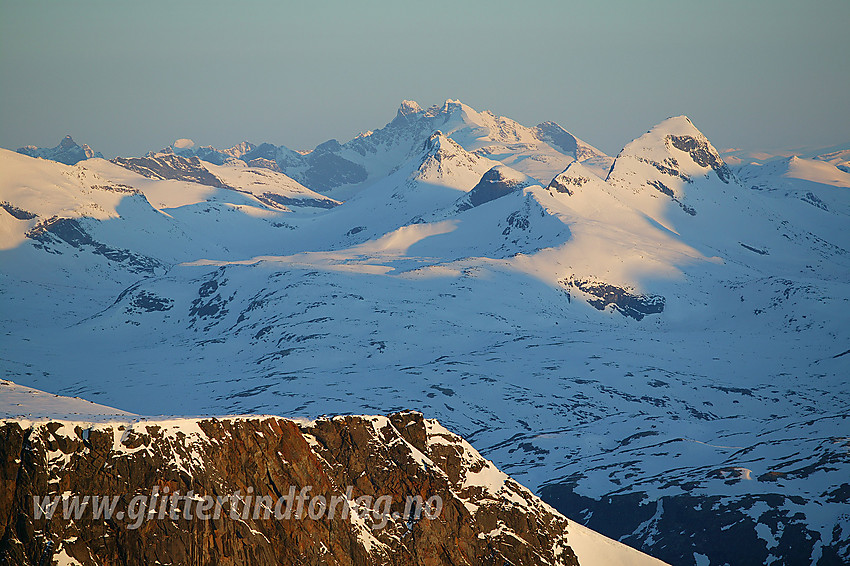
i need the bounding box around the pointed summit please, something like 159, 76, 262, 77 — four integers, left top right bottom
415, 130, 495, 185
16, 136, 103, 165
397, 100, 422, 118
393, 100, 424, 124
609, 115, 732, 186
438, 99, 464, 113
649, 115, 701, 138
58, 135, 77, 150
422, 130, 448, 153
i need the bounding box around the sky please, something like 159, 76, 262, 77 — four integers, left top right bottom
1, 0, 848, 157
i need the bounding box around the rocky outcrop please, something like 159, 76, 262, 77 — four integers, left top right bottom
245, 158, 281, 172
668, 135, 732, 183
459, 165, 536, 210
0, 412, 623, 566
564, 277, 665, 321
112, 151, 231, 188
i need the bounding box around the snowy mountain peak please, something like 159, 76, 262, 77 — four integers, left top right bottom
420, 130, 479, 165
314, 139, 342, 154
651, 115, 698, 136
621, 115, 708, 153
172, 141, 260, 164
423, 130, 449, 153
58, 135, 77, 150
224, 141, 256, 156
414, 130, 496, 185
534, 121, 612, 166
609, 115, 733, 187
440, 98, 464, 112
127, 100, 613, 195
418, 99, 472, 121
396, 99, 423, 120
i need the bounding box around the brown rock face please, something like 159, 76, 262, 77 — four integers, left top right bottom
0, 412, 579, 566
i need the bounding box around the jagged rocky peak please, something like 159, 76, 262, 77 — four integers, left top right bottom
395, 99, 423, 121
660, 118, 731, 181
224, 141, 256, 157
438, 98, 465, 113
420, 131, 459, 171
391, 98, 470, 127
413, 98, 473, 123
419, 130, 478, 167
58, 135, 78, 150
414, 130, 496, 187
422, 129, 450, 153
16, 135, 104, 165
80, 144, 99, 159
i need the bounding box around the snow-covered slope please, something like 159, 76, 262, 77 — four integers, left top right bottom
812, 146, 850, 173
110, 149, 340, 210
0, 148, 341, 330
0, 379, 136, 421
604, 117, 849, 282
1, 110, 848, 566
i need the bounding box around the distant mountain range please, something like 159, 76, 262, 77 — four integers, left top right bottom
3, 100, 849, 565
16, 134, 103, 165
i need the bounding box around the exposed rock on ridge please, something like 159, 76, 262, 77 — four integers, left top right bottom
0, 412, 659, 565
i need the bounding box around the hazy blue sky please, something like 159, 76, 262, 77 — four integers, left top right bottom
1, 0, 848, 157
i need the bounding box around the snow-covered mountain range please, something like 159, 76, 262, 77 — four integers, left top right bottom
164, 100, 613, 200
2, 100, 848, 565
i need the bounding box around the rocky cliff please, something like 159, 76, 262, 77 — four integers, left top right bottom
0, 412, 665, 566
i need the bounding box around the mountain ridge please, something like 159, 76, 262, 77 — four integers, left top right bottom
16, 135, 104, 165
